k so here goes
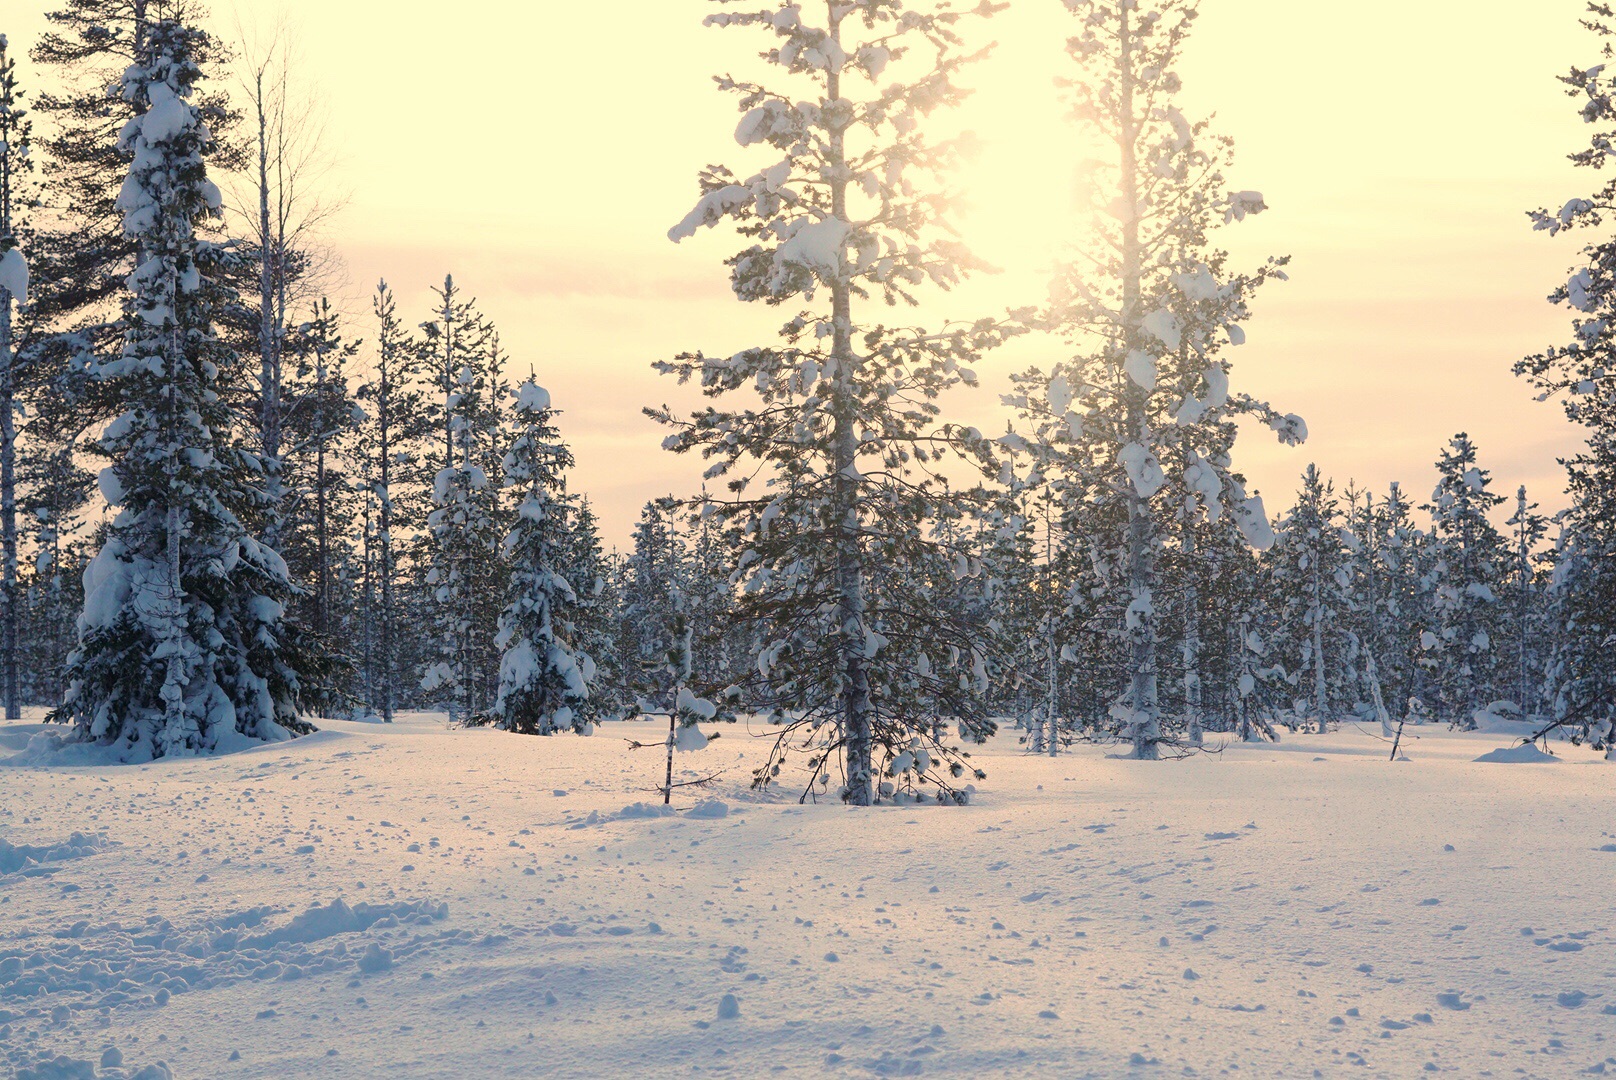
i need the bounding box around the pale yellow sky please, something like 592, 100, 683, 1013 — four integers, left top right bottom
5, 0, 1596, 542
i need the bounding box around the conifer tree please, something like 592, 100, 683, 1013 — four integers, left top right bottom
564, 496, 620, 723
420, 277, 506, 720
1263, 465, 1350, 732
1520, 3, 1616, 755
1503, 486, 1549, 717
656, 0, 1019, 803
355, 281, 428, 721
281, 299, 360, 648
20, 449, 94, 707
0, 32, 33, 720
1421, 434, 1506, 728
621, 497, 681, 709
1009, 0, 1301, 758
51, 20, 309, 758
486, 382, 594, 734
1359, 482, 1428, 720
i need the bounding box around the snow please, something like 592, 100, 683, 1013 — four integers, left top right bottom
1472, 743, 1562, 764
1123, 348, 1156, 391
1118, 442, 1166, 498
776, 217, 850, 279
1139, 308, 1181, 350
514, 381, 550, 413
1233, 490, 1276, 550
5, 713, 1612, 1077
0, 247, 28, 304
1046, 373, 1074, 415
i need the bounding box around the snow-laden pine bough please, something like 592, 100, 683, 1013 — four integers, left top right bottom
993, 0, 1303, 760
654, 0, 1026, 805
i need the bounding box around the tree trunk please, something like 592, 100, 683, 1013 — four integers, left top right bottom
378, 311, 394, 722
256, 89, 282, 551
0, 281, 15, 720
1119, 7, 1159, 760
826, 8, 874, 804
161, 269, 187, 744
314, 342, 330, 637
1312, 555, 1327, 734
1, 75, 15, 720
1182, 517, 1202, 746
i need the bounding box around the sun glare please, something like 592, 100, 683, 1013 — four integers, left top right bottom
944, 7, 1087, 297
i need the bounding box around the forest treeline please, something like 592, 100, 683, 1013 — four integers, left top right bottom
0, 1, 1611, 800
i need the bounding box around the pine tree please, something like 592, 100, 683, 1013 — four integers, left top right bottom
280, 298, 361, 650
28, 1, 235, 330
564, 496, 620, 723
420, 277, 506, 721
1519, 3, 1616, 756
1009, 0, 1300, 758
354, 281, 430, 721
1262, 465, 1350, 732
655, 0, 1019, 804
1503, 487, 1549, 718
50, 20, 310, 758
683, 496, 740, 699
620, 497, 681, 710
1421, 434, 1507, 728
0, 33, 33, 720
485, 382, 594, 734
228, 24, 342, 552
20, 449, 94, 707
1359, 482, 1429, 721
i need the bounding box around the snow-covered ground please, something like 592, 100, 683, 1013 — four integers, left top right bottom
2, 713, 1613, 1079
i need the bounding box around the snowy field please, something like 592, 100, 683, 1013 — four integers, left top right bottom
2, 714, 1613, 1079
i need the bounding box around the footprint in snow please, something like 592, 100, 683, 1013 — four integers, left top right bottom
1435, 992, 1471, 1011
1203, 832, 1240, 841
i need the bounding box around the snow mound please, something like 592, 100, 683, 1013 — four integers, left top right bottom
1473, 743, 1560, 764
686, 799, 730, 819
617, 802, 678, 820
15, 1056, 172, 1080
240, 898, 448, 949
0, 832, 115, 877
3, 725, 333, 767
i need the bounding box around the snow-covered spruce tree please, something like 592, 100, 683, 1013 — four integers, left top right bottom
281, 299, 361, 645
1357, 481, 1428, 720
1336, 486, 1389, 732
353, 281, 430, 720
655, 0, 1020, 804
1006, 0, 1300, 758
1261, 465, 1350, 733
1503, 486, 1549, 719
985, 481, 1062, 752
620, 497, 683, 709
563, 496, 621, 723
0, 32, 33, 720
420, 277, 506, 721
1420, 434, 1506, 728
1191, 507, 1266, 733
684, 493, 743, 697
20, 447, 95, 707
1519, 5, 1616, 755
481, 382, 595, 735
50, 20, 310, 757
